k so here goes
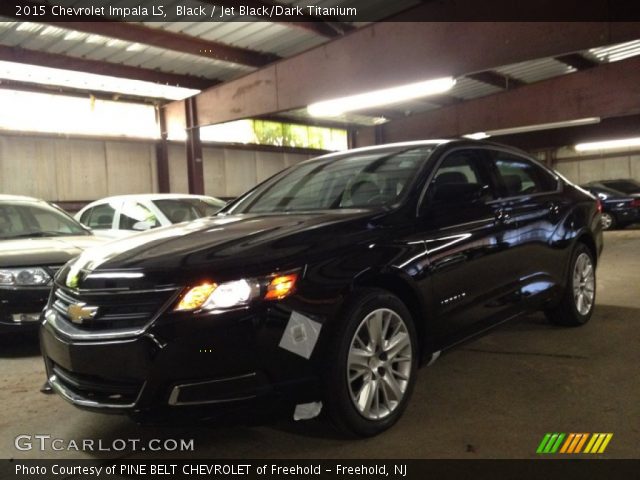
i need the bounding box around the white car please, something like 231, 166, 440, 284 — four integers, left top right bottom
75, 194, 226, 239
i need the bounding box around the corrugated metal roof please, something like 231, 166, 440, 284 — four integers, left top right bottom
0, 0, 418, 84
586, 39, 640, 63
0, 19, 255, 80
494, 57, 575, 83
451, 77, 502, 100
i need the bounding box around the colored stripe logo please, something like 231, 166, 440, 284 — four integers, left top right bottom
537, 433, 613, 454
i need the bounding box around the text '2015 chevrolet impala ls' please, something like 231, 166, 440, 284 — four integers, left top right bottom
40, 140, 602, 437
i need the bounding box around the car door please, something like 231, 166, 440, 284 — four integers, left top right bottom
417, 148, 513, 341
484, 149, 565, 304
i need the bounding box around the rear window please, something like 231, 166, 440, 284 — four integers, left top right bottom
601, 180, 640, 194
153, 198, 223, 223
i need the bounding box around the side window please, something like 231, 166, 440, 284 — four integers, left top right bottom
86, 203, 115, 230
427, 150, 493, 207
119, 202, 159, 230
79, 208, 92, 226
490, 151, 558, 198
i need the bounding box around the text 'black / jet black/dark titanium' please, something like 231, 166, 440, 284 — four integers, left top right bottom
40, 140, 603, 437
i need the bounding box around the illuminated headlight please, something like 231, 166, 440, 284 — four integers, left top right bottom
175, 272, 299, 312
0, 267, 51, 286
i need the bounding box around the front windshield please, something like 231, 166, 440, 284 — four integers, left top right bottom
227, 147, 433, 214
0, 201, 88, 240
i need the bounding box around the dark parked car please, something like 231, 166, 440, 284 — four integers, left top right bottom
581, 184, 640, 230
586, 179, 640, 196
40, 140, 602, 436
0, 195, 104, 333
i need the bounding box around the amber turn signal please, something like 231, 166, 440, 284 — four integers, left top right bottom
175, 283, 217, 311
264, 273, 298, 300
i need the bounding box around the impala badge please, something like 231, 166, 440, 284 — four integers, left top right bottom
67, 303, 99, 324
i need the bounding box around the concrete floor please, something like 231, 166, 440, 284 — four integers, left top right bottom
1, 228, 639, 460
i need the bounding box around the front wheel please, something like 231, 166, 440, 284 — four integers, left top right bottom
323, 289, 418, 437
545, 243, 596, 327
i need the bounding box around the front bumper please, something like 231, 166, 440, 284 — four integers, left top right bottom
0, 286, 49, 333
40, 301, 328, 422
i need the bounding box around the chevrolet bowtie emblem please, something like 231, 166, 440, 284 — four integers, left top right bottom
67, 303, 99, 324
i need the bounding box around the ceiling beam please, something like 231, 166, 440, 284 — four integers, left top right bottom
200, 0, 354, 38
373, 57, 640, 143
0, 78, 163, 104
555, 53, 600, 70
0, 45, 219, 90
47, 21, 281, 67
466, 71, 525, 89
168, 17, 640, 128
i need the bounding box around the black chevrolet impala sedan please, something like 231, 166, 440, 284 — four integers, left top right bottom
40, 140, 602, 436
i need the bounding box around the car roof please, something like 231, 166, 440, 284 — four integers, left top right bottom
306, 138, 532, 163
0, 194, 43, 202
81, 194, 225, 209
89, 193, 220, 201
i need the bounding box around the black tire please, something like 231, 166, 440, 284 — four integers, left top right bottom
600, 212, 616, 230
323, 289, 418, 437
545, 243, 596, 327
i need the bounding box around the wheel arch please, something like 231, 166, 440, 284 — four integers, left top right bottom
351, 269, 433, 363
575, 231, 598, 267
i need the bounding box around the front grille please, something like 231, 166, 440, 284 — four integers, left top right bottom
52, 285, 178, 331
52, 363, 142, 405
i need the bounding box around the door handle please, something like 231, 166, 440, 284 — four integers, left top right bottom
547, 202, 560, 215
495, 209, 512, 224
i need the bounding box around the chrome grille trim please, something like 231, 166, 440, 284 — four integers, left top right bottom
46, 285, 182, 340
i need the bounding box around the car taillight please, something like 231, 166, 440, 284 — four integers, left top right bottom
596, 199, 603, 213
631, 198, 640, 208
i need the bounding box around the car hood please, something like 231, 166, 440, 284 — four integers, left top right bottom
0, 235, 107, 268
64, 210, 381, 283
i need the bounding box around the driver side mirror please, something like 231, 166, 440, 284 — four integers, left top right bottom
132, 220, 154, 231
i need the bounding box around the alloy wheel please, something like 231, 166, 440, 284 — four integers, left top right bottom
601, 213, 613, 230
573, 252, 595, 316
346, 308, 413, 420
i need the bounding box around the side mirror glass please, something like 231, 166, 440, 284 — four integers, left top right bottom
132, 220, 154, 231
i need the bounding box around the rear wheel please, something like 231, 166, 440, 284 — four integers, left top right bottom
323, 289, 418, 437
600, 212, 616, 230
545, 243, 596, 327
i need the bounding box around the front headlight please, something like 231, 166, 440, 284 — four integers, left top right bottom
174, 272, 299, 312
0, 267, 52, 286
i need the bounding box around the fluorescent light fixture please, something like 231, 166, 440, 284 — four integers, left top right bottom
307, 77, 456, 117
0, 60, 199, 101
575, 137, 640, 152
463, 117, 601, 139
